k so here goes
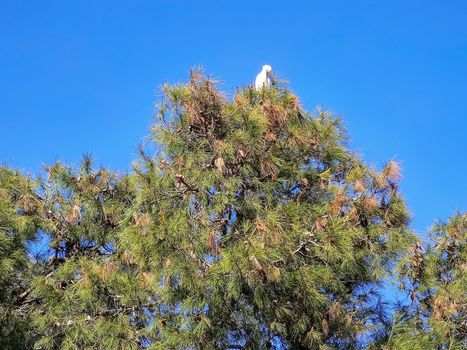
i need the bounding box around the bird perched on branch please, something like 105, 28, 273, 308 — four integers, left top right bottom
255, 64, 273, 90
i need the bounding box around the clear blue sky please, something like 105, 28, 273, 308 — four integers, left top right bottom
1, 1, 465, 237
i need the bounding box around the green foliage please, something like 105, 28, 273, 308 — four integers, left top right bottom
4, 71, 462, 350
28, 159, 142, 350
125, 72, 413, 348
385, 213, 466, 350
0, 168, 39, 349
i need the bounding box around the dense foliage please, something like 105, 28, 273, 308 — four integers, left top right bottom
0, 71, 463, 349
0, 168, 39, 349
386, 213, 466, 349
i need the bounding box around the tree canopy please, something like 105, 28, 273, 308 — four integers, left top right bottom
0, 71, 464, 350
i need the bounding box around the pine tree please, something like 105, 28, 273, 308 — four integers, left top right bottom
1, 71, 418, 349
385, 213, 466, 350
25, 158, 143, 350
124, 71, 413, 349
0, 168, 39, 349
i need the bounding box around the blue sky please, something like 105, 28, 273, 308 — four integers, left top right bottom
1, 1, 465, 237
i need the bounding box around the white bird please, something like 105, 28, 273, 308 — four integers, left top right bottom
255, 64, 273, 90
